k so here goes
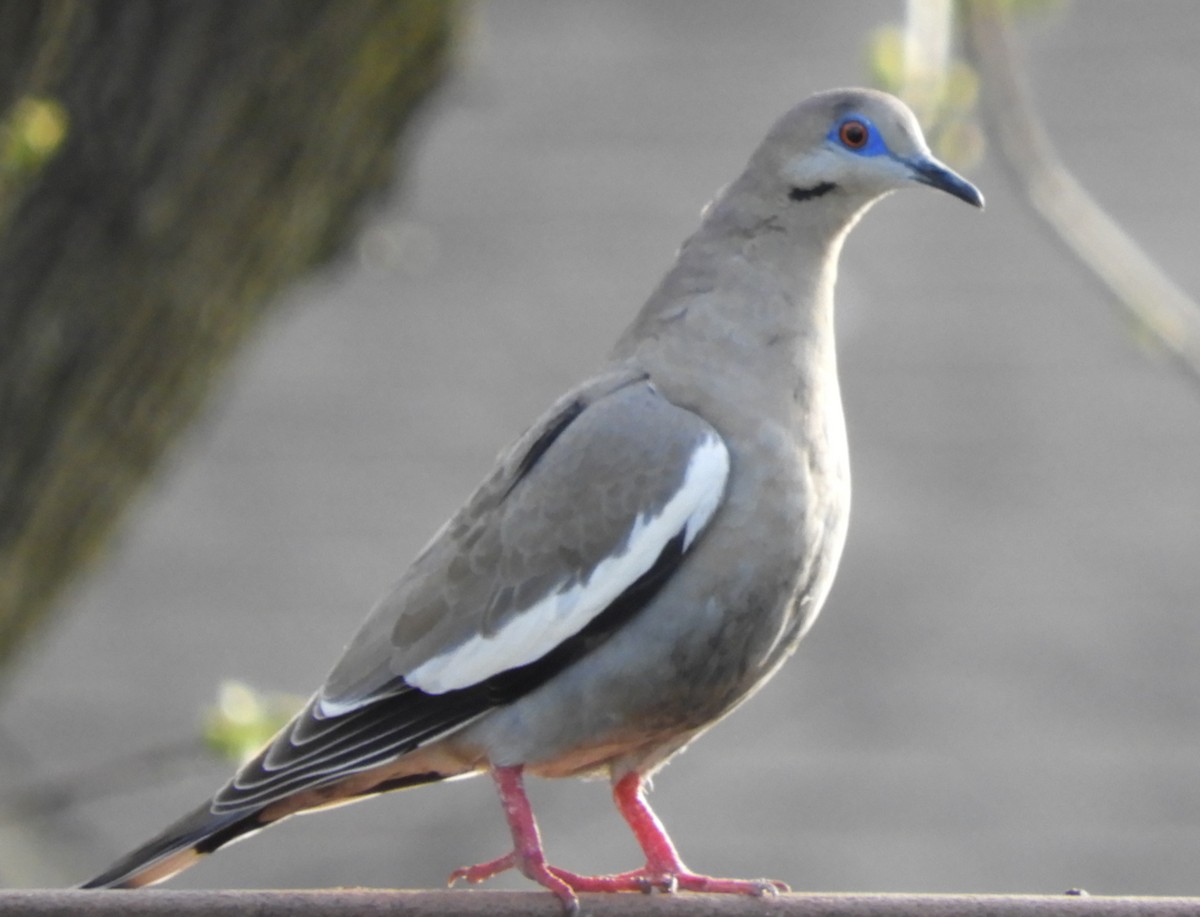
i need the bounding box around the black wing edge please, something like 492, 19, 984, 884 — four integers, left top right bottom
505, 397, 586, 496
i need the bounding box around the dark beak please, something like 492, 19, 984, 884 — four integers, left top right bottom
908, 155, 985, 209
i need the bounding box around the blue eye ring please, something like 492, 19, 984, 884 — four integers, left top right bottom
827, 114, 891, 157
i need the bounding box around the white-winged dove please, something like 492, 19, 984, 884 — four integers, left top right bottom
82, 88, 982, 911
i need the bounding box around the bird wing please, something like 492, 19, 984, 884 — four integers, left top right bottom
211, 370, 730, 814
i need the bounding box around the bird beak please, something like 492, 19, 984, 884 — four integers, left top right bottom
906, 155, 985, 209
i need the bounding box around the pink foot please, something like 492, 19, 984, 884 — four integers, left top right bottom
448, 851, 514, 886
450, 851, 579, 913
599, 770, 790, 895
452, 766, 788, 913
547, 863, 788, 896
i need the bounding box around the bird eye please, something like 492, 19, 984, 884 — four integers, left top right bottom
838, 119, 869, 149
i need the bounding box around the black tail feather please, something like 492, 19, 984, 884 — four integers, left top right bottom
79, 801, 262, 889
80, 769, 452, 889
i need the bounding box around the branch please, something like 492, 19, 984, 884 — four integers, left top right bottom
1, 890, 1199, 917
960, 0, 1200, 391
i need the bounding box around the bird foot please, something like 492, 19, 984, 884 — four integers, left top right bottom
449, 851, 581, 914
448, 851, 515, 886
548, 864, 789, 896
451, 768, 789, 911
450, 852, 788, 902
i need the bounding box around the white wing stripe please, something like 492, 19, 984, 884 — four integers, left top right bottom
405, 433, 730, 694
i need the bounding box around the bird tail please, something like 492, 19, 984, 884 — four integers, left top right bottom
79, 800, 265, 889
79, 766, 454, 889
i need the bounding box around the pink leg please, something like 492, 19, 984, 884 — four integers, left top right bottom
448, 765, 580, 912
450, 766, 786, 910
548, 772, 789, 895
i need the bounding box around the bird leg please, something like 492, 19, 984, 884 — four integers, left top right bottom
450, 765, 787, 909
448, 765, 580, 912
555, 770, 790, 896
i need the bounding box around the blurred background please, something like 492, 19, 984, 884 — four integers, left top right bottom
2, 0, 1199, 899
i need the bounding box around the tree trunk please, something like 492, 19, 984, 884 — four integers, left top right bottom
0, 0, 459, 679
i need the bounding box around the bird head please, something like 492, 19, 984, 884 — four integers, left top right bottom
754, 88, 984, 213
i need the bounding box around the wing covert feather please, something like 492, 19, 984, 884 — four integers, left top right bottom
318, 372, 728, 712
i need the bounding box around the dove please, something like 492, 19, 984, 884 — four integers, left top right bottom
82, 88, 982, 912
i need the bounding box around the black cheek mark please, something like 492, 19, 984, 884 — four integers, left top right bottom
788, 181, 837, 202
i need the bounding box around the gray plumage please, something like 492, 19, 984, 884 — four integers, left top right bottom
82, 88, 982, 904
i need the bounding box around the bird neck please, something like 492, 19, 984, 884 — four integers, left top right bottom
609, 178, 866, 423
